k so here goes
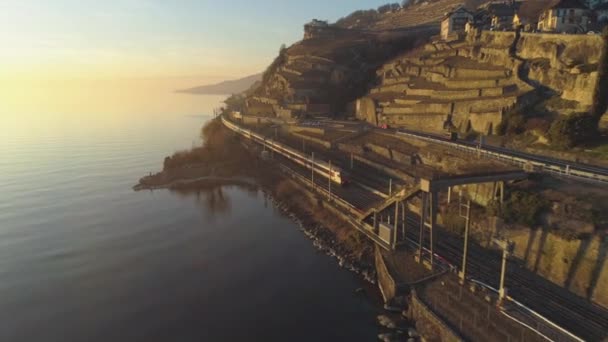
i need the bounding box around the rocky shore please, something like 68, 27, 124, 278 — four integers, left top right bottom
264, 189, 377, 284
135, 169, 377, 284
134, 119, 425, 340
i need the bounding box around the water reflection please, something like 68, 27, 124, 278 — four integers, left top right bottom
171, 181, 259, 219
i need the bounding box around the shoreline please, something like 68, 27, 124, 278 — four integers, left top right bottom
133, 175, 257, 191
135, 171, 377, 284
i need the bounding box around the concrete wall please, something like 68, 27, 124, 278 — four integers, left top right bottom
383, 113, 447, 133
507, 229, 608, 308
287, 125, 325, 135
291, 131, 332, 149
371, 83, 409, 94
474, 31, 605, 106
353, 154, 412, 181
375, 246, 397, 303
411, 289, 465, 342
365, 143, 414, 165
528, 67, 599, 106
518, 32, 603, 68
452, 111, 503, 135
477, 30, 516, 48
356, 97, 377, 124
242, 116, 263, 126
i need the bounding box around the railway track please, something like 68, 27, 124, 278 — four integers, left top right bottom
400, 215, 608, 342
224, 117, 608, 341
270, 131, 405, 197
394, 128, 608, 184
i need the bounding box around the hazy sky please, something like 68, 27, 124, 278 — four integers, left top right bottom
0, 0, 391, 83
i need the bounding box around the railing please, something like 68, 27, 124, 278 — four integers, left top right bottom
468, 279, 584, 342
395, 130, 608, 184
224, 116, 584, 340
278, 164, 392, 250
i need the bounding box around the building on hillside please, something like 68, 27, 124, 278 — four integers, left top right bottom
441, 6, 474, 40
513, 0, 549, 30
303, 19, 329, 40
513, 12, 539, 30
537, 0, 592, 33
487, 2, 521, 30
473, 1, 520, 29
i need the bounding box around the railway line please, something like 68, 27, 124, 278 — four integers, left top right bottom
398, 215, 608, 342
260, 125, 404, 197
223, 116, 608, 341
394, 127, 608, 184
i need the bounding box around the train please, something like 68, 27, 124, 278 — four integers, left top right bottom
222, 116, 349, 185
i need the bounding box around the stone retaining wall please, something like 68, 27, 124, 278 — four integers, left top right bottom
365, 143, 414, 165
383, 113, 447, 133
411, 289, 465, 342
291, 131, 332, 149
287, 125, 325, 135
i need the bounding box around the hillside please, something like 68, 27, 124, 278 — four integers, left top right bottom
239, 0, 607, 156
334, 0, 494, 31
178, 73, 262, 95
238, 0, 503, 119
355, 28, 607, 161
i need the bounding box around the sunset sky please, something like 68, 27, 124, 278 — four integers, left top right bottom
0, 0, 390, 84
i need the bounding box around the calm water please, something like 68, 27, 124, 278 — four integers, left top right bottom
0, 92, 377, 341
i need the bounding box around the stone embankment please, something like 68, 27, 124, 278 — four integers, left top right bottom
357, 30, 604, 135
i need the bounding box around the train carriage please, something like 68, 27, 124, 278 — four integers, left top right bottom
222, 116, 348, 185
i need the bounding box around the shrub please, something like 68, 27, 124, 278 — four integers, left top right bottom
443, 207, 466, 235
591, 26, 608, 120
485, 199, 502, 217
548, 113, 597, 149
163, 119, 237, 170
502, 191, 548, 227
525, 117, 551, 133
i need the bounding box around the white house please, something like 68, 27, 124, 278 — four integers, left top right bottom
441, 6, 474, 40
537, 0, 591, 33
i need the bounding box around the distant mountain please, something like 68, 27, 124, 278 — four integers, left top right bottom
178, 73, 262, 95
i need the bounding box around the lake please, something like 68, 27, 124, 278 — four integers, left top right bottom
0, 89, 378, 341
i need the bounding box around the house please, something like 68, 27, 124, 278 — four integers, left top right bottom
303, 19, 330, 40
473, 1, 520, 29
441, 6, 474, 40
513, 0, 551, 30
537, 0, 591, 33
487, 2, 521, 30
513, 12, 537, 30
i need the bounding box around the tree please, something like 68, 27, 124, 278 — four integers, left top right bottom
377, 4, 392, 13
502, 191, 548, 227
591, 26, 608, 123
548, 113, 597, 149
